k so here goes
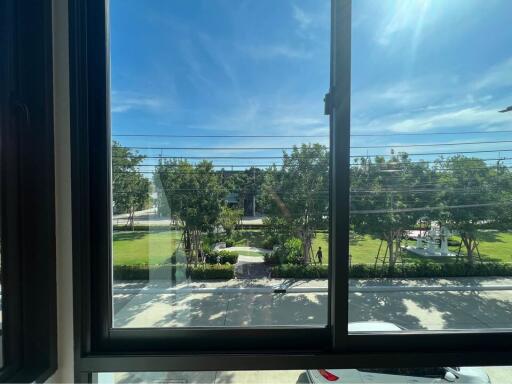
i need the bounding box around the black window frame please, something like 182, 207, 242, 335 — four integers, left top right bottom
70, 0, 512, 380
0, 0, 57, 382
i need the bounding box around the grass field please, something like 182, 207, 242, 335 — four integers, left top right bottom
113, 230, 181, 266
113, 229, 512, 266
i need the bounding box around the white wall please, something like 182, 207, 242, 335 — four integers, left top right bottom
48, 0, 74, 381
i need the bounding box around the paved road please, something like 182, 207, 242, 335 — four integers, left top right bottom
113, 208, 265, 227
109, 278, 512, 383
114, 277, 512, 330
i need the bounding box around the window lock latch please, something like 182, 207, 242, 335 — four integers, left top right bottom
324, 87, 335, 116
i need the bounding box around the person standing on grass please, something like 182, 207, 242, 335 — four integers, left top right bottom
316, 246, 323, 264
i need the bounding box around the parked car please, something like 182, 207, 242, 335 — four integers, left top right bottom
307, 322, 491, 384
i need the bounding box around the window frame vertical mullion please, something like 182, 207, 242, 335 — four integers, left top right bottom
330, 0, 352, 352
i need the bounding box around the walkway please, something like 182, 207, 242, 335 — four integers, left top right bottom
234, 255, 269, 279
113, 277, 512, 330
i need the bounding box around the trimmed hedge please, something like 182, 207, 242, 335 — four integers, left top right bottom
114, 261, 512, 280
114, 263, 234, 281
167, 250, 239, 265
189, 264, 234, 280
351, 262, 512, 278
114, 264, 178, 280
205, 250, 239, 265
271, 264, 329, 278
270, 262, 512, 279
113, 224, 170, 232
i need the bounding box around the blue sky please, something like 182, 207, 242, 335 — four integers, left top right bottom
110, 0, 512, 169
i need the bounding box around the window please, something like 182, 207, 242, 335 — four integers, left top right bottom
109, 0, 331, 330
348, 0, 512, 333
70, 0, 512, 379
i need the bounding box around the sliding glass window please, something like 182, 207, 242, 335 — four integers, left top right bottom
71, 0, 512, 376
349, 0, 512, 333
110, 0, 331, 329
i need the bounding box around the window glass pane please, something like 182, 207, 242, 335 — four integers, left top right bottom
110, 0, 330, 328
349, 0, 512, 332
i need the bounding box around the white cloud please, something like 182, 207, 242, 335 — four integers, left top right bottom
241, 44, 311, 60
111, 92, 164, 113
352, 56, 512, 119
384, 107, 511, 133
474, 57, 512, 90
292, 4, 312, 30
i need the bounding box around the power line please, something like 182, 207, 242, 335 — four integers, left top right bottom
114, 156, 512, 168
351, 201, 512, 215
121, 146, 296, 151
112, 129, 512, 138
113, 134, 329, 138
350, 130, 512, 137
112, 148, 512, 159
350, 157, 512, 167
351, 149, 512, 158
114, 164, 512, 174
350, 140, 512, 149
121, 140, 512, 151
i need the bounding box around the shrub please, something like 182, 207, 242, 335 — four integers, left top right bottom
114, 264, 184, 280
262, 216, 294, 250
262, 237, 277, 250
283, 237, 303, 264
270, 262, 512, 279
267, 237, 303, 265
202, 243, 213, 255
225, 239, 234, 248
350, 262, 512, 279
189, 263, 234, 280
113, 224, 170, 232
264, 251, 281, 265
205, 250, 238, 264
114, 263, 235, 281
270, 264, 328, 278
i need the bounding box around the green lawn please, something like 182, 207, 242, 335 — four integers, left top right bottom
113, 230, 181, 266
235, 250, 268, 257
454, 230, 512, 263
312, 232, 387, 265
113, 229, 512, 266
230, 230, 266, 248
311, 230, 512, 265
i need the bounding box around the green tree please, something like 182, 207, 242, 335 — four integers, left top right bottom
350, 152, 433, 268
217, 206, 243, 238
262, 144, 329, 263
230, 167, 265, 216
155, 160, 226, 265
112, 141, 151, 230
433, 156, 499, 264
494, 159, 512, 230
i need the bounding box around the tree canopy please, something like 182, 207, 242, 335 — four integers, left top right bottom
350, 152, 433, 267
262, 144, 329, 263
112, 141, 151, 229
433, 156, 502, 263
154, 160, 226, 264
